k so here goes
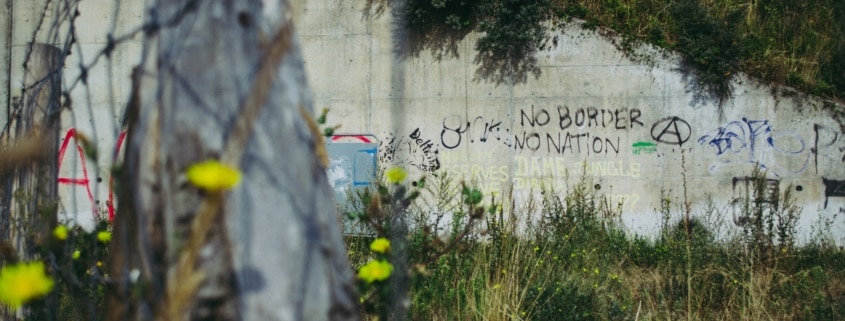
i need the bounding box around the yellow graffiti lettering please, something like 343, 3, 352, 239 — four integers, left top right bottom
556, 158, 568, 177
515, 156, 567, 178
606, 193, 640, 212
530, 158, 542, 176
580, 161, 641, 178
517, 157, 528, 176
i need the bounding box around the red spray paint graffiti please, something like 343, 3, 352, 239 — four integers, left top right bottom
57, 128, 126, 221
331, 135, 372, 143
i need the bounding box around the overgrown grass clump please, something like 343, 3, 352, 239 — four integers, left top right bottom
344, 171, 845, 320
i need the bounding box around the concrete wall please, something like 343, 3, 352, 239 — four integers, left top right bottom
3, 0, 142, 229
298, 0, 845, 240
2, 0, 843, 239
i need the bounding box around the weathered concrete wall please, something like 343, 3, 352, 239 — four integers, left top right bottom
3, 0, 142, 229
298, 0, 845, 240
2, 0, 843, 240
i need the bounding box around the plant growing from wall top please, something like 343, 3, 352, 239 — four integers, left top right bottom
370, 0, 553, 84
372, 0, 845, 109
668, 0, 744, 104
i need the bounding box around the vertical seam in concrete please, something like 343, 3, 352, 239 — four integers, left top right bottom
366, 8, 372, 131
464, 33, 468, 127
3, 0, 12, 127
660, 62, 668, 202
464, 31, 469, 167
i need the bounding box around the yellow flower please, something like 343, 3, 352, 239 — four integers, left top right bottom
384, 167, 407, 184
0, 261, 54, 309
72, 250, 81, 260
97, 231, 111, 243
369, 238, 391, 254
186, 160, 242, 191
53, 225, 68, 241
357, 260, 393, 283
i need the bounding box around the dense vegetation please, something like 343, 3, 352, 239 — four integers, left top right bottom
370, 0, 844, 103
345, 170, 845, 320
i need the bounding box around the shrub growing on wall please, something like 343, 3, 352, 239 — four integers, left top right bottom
669, 0, 744, 103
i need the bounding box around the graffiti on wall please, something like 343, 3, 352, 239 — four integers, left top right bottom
58, 128, 126, 221
822, 178, 845, 209
698, 117, 810, 177
730, 176, 780, 203
607, 193, 641, 212
441, 105, 645, 155
510, 156, 641, 190
650, 117, 691, 146
812, 123, 845, 174
380, 128, 441, 172
440, 163, 510, 192
513, 156, 568, 190
440, 114, 513, 149
632, 141, 657, 155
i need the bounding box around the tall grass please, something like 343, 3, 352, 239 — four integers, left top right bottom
344, 170, 845, 320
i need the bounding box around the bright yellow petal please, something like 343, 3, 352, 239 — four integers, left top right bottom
357, 260, 393, 283
369, 238, 391, 254
0, 262, 54, 309
385, 167, 407, 184
97, 231, 111, 243
52, 225, 68, 241
186, 160, 242, 191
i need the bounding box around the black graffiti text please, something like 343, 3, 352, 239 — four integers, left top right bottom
513, 131, 621, 155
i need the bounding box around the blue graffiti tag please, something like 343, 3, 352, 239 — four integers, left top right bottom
698, 118, 808, 177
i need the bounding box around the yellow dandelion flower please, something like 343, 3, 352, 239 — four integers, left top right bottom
369, 238, 391, 254
384, 167, 407, 184
97, 231, 111, 243
186, 160, 242, 191
72, 250, 81, 260
53, 225, 68, 241
0, 261, 54, 309
357, 260, 393, 283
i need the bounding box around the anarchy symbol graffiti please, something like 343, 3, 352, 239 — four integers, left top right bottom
650, 116, 691, 145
